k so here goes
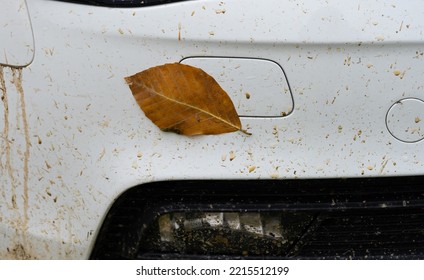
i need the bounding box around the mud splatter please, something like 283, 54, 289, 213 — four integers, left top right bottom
178, 22, 182, 41
6, 243, 33, 260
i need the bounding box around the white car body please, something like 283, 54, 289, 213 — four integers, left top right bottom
1, 0, 423, 259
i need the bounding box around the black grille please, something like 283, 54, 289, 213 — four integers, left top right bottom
56, 0, 189, 8
291, 209, 424, 259
90, 176, 424, 259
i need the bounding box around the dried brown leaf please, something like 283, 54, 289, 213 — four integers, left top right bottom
125, 63, 242, 135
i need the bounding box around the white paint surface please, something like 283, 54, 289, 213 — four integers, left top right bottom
0, 0, 423, 259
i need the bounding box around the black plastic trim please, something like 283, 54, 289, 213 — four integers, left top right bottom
90, 176, 424, 260
55, 0, 190, 8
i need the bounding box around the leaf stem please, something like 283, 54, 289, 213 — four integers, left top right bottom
240, 129, 252, 136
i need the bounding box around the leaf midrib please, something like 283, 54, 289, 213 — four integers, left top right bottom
140, 83, 240, 131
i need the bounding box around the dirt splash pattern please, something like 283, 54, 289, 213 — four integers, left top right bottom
0, 65, 32, 258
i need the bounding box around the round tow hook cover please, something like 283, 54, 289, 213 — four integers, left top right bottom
386, 98, 424, 143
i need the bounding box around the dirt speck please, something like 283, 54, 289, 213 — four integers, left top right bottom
97, 148, 106, 162
229, 151, 236, 161
12, 194, 17, 209
248, 165, 256, 173
380, 157, 389, 174
272, 125, 278, 137
343, 56, 352, 66
45, 161, 52, 169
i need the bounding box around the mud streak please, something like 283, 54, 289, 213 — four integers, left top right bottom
1, 66, 17, 206
12, 68, 30, 239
